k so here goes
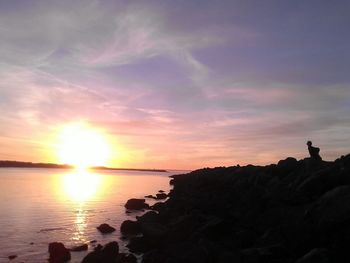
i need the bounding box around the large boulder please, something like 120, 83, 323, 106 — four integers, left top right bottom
276, 157, 298, 175
125, 198, 149, 210
97, 223, 116, 234
48, 242, 71, 263
120, 220, 141, 236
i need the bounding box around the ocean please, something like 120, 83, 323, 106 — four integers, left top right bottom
0, 168, 182, 262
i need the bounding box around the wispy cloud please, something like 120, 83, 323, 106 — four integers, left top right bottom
0, 0, 349, 168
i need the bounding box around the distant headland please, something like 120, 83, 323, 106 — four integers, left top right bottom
0, 160, 167, 173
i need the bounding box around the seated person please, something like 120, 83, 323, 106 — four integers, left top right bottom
307, 141, 322, 161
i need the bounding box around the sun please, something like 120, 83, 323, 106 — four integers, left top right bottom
57, 122, 111, 168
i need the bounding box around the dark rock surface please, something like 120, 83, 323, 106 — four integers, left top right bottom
82, 241, 119, 263
125, 198, 149, 210
97, 223, 116, 234
124, 154, 350, 262
8, 255, 17, 260
48, 242, 71, 263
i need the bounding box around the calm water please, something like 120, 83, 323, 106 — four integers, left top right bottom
0, 168, 181, 263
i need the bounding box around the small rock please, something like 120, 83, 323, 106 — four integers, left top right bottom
97, 223, 116, 234
48, 242, 71, 263
8, 255, 17, 260
70, 244, 88, 251
125, 198, 149, 210
158, 190, 165, 193
90, 240, 97, 243
82, 241, 119, 263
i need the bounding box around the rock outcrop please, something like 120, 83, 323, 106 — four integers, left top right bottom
123, 154, 350, 263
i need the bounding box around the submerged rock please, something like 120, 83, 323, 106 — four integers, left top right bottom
97, 223, 116, 234
8, 255, 17, 260
70, 243, 88, 251
48, 242, 71, 263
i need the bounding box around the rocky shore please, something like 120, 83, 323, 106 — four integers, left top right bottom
49, 154, 350, 262
120, 154, 350, 263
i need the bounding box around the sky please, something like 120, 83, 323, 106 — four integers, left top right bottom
0, 0, 349, 169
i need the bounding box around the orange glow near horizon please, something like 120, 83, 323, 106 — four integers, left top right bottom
56, 122, 111, 169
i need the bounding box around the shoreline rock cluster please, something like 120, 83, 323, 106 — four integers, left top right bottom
120, 154, 350, 263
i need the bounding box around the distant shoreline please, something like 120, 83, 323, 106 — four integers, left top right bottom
0, 160, 167, 173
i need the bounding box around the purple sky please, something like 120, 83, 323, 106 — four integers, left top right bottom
0, 0, 349, 169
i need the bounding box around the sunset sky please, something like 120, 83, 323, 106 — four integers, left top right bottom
0, 0, 349, 169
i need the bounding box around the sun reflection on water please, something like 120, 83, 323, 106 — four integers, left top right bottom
72, 206, 87, 242
62, 169, 101, 202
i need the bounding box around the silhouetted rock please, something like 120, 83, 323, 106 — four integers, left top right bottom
82, 241, 119, 263
120, 220, 141, 236
48, 242, 71, 263
125, 199, 149, 210
121, 153, 350, 263
97, 223, 116, 234
70, 243, 88, 251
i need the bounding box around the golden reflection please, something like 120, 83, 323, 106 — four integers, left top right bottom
62, 169, 101, 202
72, 206, 87, 242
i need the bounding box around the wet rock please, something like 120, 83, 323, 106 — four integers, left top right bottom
82, 241, 119, 263
97, 223, 116, 234
120, 220, 141, 236
125, 198, 149, 210
48, 242, 71, 263
70, 243, 88, 251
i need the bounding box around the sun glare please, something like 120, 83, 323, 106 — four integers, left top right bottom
62, 170, 101, 202
57, 122, 111, 168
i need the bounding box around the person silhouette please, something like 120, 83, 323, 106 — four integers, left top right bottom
307, 141, 322, 161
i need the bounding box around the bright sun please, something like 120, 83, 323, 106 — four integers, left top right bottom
57, 122, 111, 168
